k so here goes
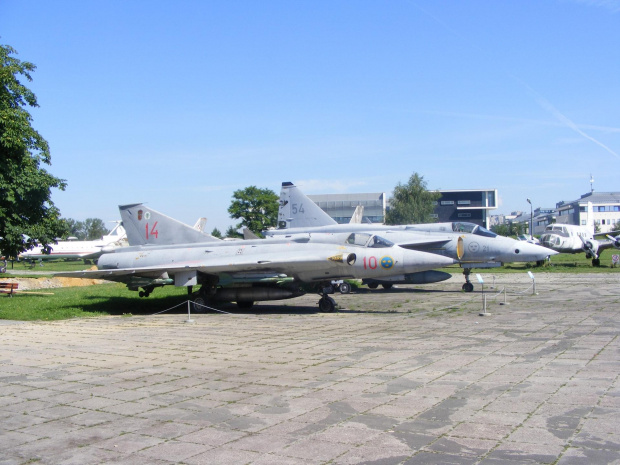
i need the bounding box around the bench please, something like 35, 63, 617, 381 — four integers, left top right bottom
0, 282, 18, 296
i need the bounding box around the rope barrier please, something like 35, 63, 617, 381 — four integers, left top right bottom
148, 299, 240, 317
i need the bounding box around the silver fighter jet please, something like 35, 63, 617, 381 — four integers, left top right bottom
264, 182, 557, 292
56, 203, 456, 311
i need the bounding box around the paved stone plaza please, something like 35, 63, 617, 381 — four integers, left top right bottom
1, 273, 619, 464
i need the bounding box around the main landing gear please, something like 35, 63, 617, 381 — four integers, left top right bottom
462, 269, 474, 292
318, 284, 337, 312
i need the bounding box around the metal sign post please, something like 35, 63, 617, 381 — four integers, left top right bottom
477, 274, 490, 316
185, 300, 195, 324
528, 271, 537, 295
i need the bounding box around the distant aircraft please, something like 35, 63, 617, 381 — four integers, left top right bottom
539, 204, 619, 266
264, 182, 557, 291
19, 222, 127, 263
56, 203, 457, 312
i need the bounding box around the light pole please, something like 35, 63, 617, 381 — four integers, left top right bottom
527, 198, 533, 241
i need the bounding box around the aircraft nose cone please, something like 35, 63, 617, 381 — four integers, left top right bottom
517, 241, 559, 259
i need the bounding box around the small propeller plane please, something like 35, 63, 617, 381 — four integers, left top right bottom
56, 203, 457, 312
539, 204, 620, 266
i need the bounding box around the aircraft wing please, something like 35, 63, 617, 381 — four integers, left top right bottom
395, 238, 454, 251
54, 251, 357, 284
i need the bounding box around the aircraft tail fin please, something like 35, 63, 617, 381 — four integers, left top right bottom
193, 217, 207, 232
243, 228, 260, 240
587, 201, 595, 234
277, 182, 338, 229
349, 205, 364, 224
119, 204, 220, 246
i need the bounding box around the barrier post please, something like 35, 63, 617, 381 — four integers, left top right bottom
499, 287, 509, 306
528, 271, 538, 295
477, 274, 491, 316
185, 300, 195, 324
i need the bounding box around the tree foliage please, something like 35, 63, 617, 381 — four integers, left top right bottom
491, 221, 526, 237
227, 186, 279, 236
224, 225, 242, 239
210, 227, 222, 239
384, 173, 441, 225
0, 44, 67, 258
64, 218, 108, 240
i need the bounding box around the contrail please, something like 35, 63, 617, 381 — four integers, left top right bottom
411, 1, 620, 160
522, 81, 620, 160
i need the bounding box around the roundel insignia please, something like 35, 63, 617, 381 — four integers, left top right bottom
468, 242, 480, 253
380, 256, 394, 269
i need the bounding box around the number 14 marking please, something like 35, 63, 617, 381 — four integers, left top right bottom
145, 222, 159, 240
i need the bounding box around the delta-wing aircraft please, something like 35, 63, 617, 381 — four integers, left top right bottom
56, 203, 456, 312
264, 182, 557, 291
539, 203, 619, 266
19, 222, 127, 263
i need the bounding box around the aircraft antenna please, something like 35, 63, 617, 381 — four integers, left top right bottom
590, 174, 594, 193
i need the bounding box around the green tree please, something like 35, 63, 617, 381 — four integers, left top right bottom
63, 218, 83, 239
0, 44, 67, 258
384, 173, 441, 225
210, 227, 222, 239
83, 218, 107, 240
225, 225, 242, 239
491, 223, 510, 237
228, 186, 279, 236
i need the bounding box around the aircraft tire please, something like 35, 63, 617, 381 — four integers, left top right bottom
593, 258, 601, 267
192, 296, 209, 313
237, 301, 254, 310
382, 283, 393, 290
462, 282, 474, 292
367, 283, 379, 289
319, 296, 336, 312
339, 282, 351, 294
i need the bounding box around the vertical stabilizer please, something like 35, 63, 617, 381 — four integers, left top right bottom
349, 205, 364, 224
119, 204, 220, 246
587, 201, 595, 235
277, 182, 338, 229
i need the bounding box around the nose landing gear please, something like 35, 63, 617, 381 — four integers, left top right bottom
462, 268, 474, 292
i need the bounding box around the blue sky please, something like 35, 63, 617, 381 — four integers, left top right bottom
3, 0, 619, 232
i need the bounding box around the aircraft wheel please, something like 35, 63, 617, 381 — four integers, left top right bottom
367, 283, 379, 289
592, 258, 601, 267
339, 282, 351, 294
139, 291, 146, 298
319, 296, 336, 312
192, 295, 209, 313
382, 283, 393, 290
462, 282, 474, 292
237, 301, 254, 310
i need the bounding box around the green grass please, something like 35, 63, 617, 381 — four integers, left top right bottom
0, 283, 192, 321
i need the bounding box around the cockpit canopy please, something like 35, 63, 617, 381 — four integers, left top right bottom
543, 224, 569, 236
451, 222, 497, 238
405, 222, 497, 238
346, 233, 394, 248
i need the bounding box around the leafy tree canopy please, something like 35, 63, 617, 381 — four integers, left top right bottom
210, 227, 222, 239
224, 225, 242, 239
0, 44, 67, 258
384, 173, 441, 225
227, 186, 279, 237
64, 218, 108, 240
491, 221, 526, 237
